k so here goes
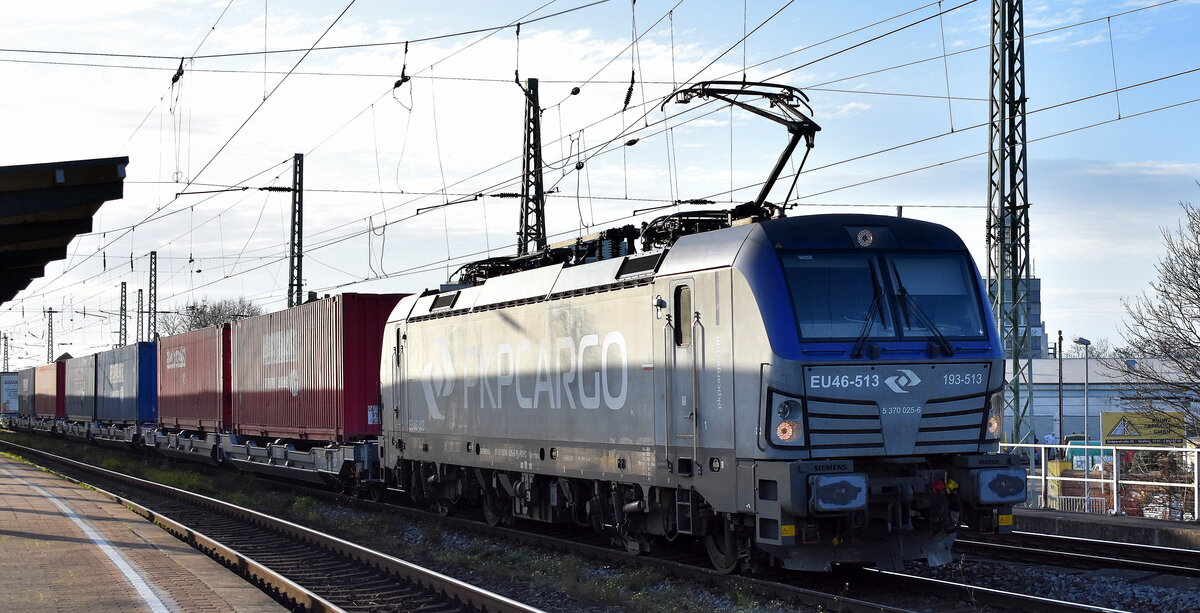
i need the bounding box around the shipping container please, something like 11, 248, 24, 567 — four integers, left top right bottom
17, 368, 35, 417
231, 293, 403, 441
1, 372, 17, 415
158, 325, 231, 431
97, 342, 157, 425
65, 354, 97, 422
34, 362, 65, 419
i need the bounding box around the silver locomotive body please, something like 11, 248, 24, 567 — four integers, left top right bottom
380, 213, 1025, 571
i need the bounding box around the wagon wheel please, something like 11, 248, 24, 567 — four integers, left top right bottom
430, 499, 451, 517
704, 517, 741, 574
357, 483, 383, 503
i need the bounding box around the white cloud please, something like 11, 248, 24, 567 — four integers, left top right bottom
828, 101, 871, 118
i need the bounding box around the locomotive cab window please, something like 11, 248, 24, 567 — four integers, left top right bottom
674, 284, 692, 346
783, 253, 892, 339
886, 254, 986, 339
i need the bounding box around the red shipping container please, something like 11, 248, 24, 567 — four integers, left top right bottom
34, 362, 65, 419
157, 324, 231, 431
231, 293, 403, 441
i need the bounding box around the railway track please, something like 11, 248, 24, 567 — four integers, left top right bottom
958, 530, 1200, 578
0, 438, 542, 613
0, 434, 1138, 612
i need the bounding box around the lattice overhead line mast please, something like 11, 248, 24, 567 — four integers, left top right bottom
46, 308, 54, 363
987, 0, 1033, 442
118, 281, 127, 347
137, 289, 144, 343
517, 78, 547, 256
149, 251, 157, 341
288, 153, 304, 308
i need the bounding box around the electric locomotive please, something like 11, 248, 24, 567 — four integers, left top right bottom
379, 210, 1026, 572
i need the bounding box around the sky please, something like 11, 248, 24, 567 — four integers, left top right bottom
1, 0, 1198, 368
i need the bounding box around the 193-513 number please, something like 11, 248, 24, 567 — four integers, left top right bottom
942, 373, 983, 386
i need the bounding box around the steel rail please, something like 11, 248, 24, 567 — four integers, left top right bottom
862, 568, 1131, 613
0, 439, 544, 613
0, 432, 1147, 612
958, 531, 1200, 578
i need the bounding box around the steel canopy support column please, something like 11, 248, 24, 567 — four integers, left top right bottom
518, 78, 546, 256
288, 153, 304, 308
987, 0, 1032, 443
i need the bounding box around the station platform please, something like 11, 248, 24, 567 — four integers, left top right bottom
1015, 507, 1200, 550
0, 453, 285, 612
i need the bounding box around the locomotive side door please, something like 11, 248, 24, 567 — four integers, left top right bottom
665, 277, 699, 476
391, 326, 407, 440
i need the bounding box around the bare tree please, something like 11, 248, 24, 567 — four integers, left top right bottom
1109, 197, 1200, 435
1062, 337, 1120, 358
158, 297, 263, 336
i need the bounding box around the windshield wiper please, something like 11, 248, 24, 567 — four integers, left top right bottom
851, 285, 883, 359
890, 261, 954, 357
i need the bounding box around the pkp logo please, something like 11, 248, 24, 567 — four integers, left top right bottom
420, 339, 454, 420
884, 369, 922, 393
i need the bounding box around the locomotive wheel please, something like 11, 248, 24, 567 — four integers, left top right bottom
704, 519, 740, 574
619, 532, 648, 555
481, 493, 509, 526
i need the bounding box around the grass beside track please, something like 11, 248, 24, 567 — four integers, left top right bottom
0, 431, 787, 613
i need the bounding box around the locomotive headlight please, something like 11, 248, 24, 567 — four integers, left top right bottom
985, 391, 1004, 440
776, 420, 802, 442
769, 391, 805, 446
777, 399, 800, 418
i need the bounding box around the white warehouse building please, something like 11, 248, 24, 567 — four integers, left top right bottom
1004, 358, 1197, 444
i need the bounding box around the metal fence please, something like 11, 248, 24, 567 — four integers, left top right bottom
1002, 443, 1199, 521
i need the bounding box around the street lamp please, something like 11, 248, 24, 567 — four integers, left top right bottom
1074, 336, 1092, 512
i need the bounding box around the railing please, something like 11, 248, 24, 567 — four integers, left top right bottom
1002, 443, 1198, 521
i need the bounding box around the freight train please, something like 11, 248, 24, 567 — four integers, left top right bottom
5, 211, 1026, 573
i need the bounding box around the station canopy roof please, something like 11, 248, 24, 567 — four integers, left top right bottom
0, 157, 129, 305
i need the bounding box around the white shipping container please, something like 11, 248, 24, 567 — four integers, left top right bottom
0, 372, 16, 414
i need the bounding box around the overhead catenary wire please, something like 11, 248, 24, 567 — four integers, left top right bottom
0, 0, 1181, 92
5, 2, 358, 308
16, 0, 616, 308
43, 55, 1200, 314
19, 47, 1200, 318
7, 0, 1190, 343
0, 0, 612, 62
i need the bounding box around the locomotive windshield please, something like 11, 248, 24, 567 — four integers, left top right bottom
782, 251, 987, 341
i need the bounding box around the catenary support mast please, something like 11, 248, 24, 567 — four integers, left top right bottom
288, 153, 304, 307
517, 78, 546, 256
118, 281, 127, 347
149, 251, 157, 340
987, 0, 1032, 442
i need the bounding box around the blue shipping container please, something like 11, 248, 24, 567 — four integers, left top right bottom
65, 355, 97, 422
96, 342, 158, 424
